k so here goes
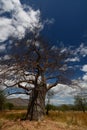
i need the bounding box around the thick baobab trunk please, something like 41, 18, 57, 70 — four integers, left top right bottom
25, 85, 47, 121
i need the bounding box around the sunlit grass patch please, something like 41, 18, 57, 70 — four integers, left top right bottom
0, 119, 4, 129
0, 110, 87, 130
46, 110, 87, 127
0, 110, 26, 121
46, 110, 67, 122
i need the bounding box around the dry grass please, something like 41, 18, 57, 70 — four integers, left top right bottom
0, 110, 87, 130
46, 111, 87, 129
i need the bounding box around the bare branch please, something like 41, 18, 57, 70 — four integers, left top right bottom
47, 80, 58, 90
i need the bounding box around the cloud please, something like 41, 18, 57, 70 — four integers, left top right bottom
65, 57, 80, 62
46, 84, 75, 105
63, 43, 87, 66
7, 94, 29, 99
0, 44, 6, 52
0, 0, 21, 12
0, 18, 14, 42
75, 43, 87, 57
51, 84, 78, 97
47, 98, 73, 105
0, 0, 43, 42
81, 65, 87, 72
52, 80, 87, 104
3, 55, 11, 60
81, 66, 87, 81
73, 79, 87, 93
82, 74, 87, 81
76, 79, 87, 94
44, 18, 55, 25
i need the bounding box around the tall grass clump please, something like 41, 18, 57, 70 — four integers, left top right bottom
46, 110, 87, 127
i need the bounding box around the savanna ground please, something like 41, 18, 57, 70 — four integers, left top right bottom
0, 110, 87, 130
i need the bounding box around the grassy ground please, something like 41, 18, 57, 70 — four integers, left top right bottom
0, 110, 87, 130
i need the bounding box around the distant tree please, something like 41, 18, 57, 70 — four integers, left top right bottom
57, 104, 75, 111
0, 90, 6, 111
58, 104, 70, 111
5, 102, 14, 110
74, 95, 87, 113
0, 35, 73, 120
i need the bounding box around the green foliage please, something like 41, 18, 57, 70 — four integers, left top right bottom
13, 106, 27, 110
46, 104, 57, 111
45, 104, 78, 113
45, 103, 87, 113
58, 104, 70, 111
0, 90, 6, 111
74, 95, 87, 112
46, 104, 58, 115
5, 102, 14, 110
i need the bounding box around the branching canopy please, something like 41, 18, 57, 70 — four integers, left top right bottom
0, 35, 72, 96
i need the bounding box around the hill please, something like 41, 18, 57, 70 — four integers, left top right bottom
7, 98, 28, 107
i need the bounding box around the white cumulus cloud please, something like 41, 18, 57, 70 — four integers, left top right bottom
65, 57, 80, 62
0, 44, 6, 52
0, 0, 43, 42
82, 74, 87, 81
81, 65, 87, 72
75, 43, 87, 57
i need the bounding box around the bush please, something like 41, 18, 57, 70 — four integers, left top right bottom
74, 95, 87, 112
46, 104, 58, 115
5, 102, 14, 110
0, 90, 6, 111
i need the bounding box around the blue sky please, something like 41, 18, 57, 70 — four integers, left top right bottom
26, 0, 87, 46
0, 0, 87, 105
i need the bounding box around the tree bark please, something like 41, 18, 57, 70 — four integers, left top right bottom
25, 85, 47, 121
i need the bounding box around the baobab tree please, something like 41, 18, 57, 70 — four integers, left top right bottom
0, 35, 72, 120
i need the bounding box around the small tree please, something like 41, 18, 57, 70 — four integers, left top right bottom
5, 102, 14, 110
46, 90, 54, 115
74, 95, 87, 113
0, 90, 6, 111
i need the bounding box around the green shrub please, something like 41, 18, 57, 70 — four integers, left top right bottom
0, 90, 6, 111
5, 102, 14, 110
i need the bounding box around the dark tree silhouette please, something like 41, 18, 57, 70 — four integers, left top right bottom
74, 94, 87, 113
0, 35, 72, 120
46, 90, 54, 115
0, 90, 6, 111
